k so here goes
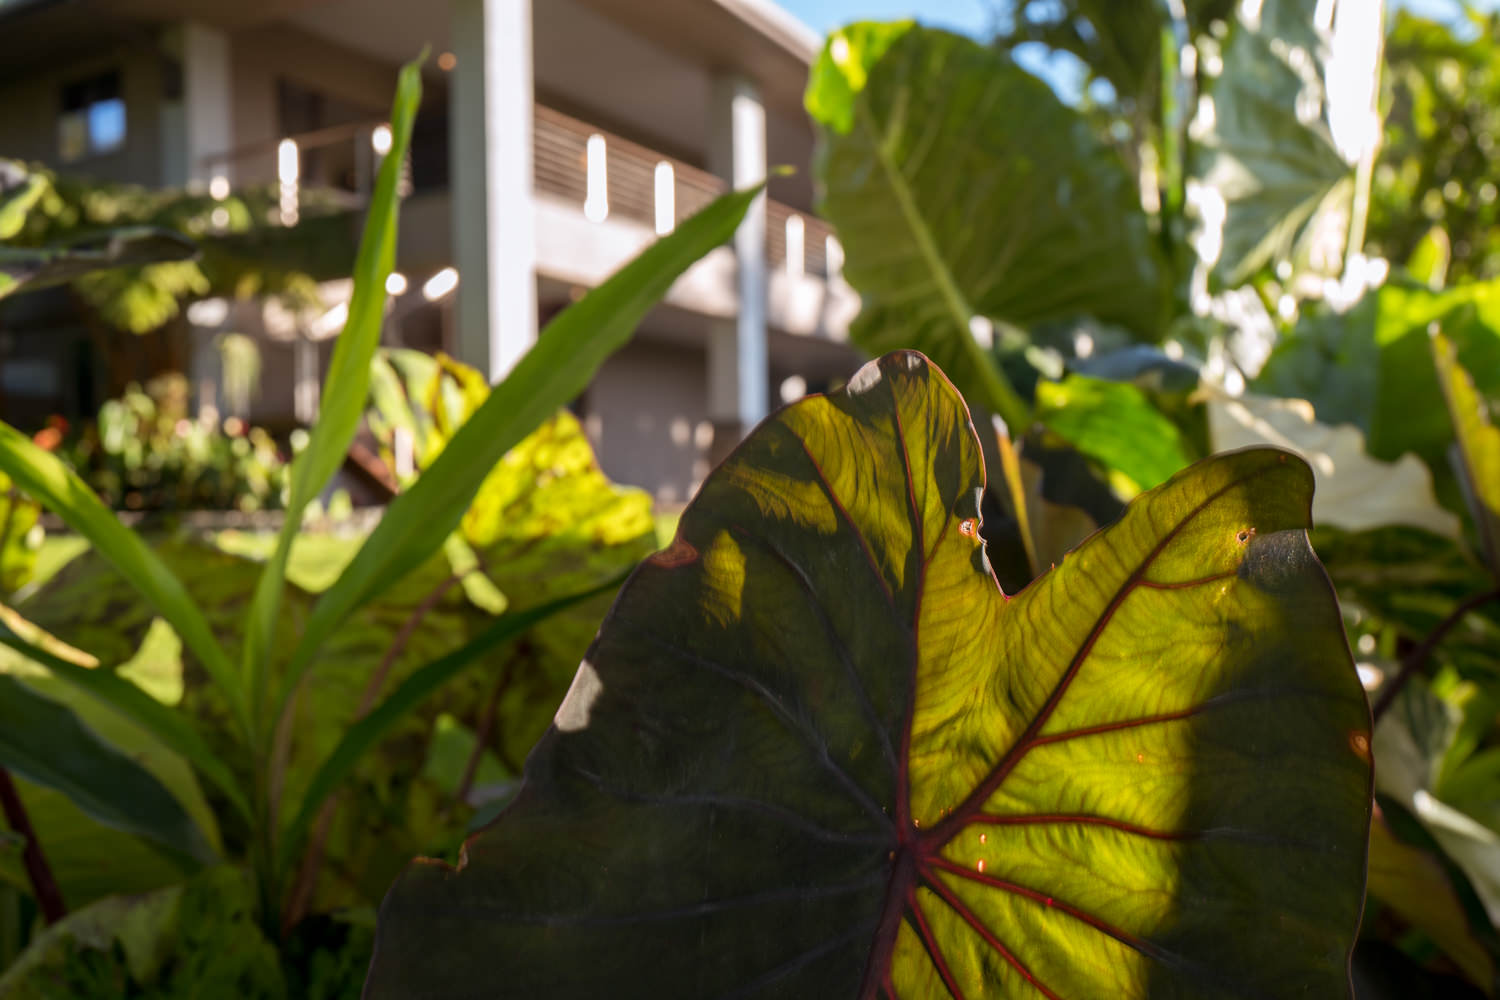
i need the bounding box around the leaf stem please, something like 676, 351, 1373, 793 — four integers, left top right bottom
1372, 587, 1500, 722
0, 768, 65, 924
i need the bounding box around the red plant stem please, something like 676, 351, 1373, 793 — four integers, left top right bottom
1372, 587, 1500, 722
0, 768, 65, 924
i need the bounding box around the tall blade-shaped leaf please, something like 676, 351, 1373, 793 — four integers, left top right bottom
271, 184, 762, 727
1432, 330, 1500, 574
277, 576, 624, 871
806, 23, 1167, 432
241, 56, 423, 720
0, 619, 248, 822
0, 676, 211, 865
0, 426, 246, 741
366, 352, 1370, 999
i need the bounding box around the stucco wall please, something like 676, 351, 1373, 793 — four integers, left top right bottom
0, 44, 164, 185
228, 23, 399, 184
582, 337, 713, 506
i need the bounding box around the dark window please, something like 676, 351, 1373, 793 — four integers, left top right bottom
59, 70, 125, 162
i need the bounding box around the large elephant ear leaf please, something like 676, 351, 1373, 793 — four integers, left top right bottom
365, 352, 1371, 999
807, 22, 1167, 431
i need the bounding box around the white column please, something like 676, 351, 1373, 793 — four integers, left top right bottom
159, 23, 232, 188
705, 73, 768, 456
450, 0, 538, 384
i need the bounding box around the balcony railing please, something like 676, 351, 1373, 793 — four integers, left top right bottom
533, 105, 835, 278
203, 104, 838, 280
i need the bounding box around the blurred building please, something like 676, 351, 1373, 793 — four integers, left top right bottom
0, 0, 860, 503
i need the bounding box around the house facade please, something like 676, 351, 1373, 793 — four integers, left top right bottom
0, 0, 861, 503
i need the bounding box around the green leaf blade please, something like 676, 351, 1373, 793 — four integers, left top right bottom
0, 619, 249, 822
277, 576, 624, 872
0, 675, 212, 866
241, 55, 423, 719
0, 424, 246, 741
1431, 329, 1500, 574
365, 352, 1370, 999
274, 184, 761, 719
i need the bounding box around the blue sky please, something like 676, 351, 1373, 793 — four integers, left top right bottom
777, 0, 1500, 102
778, 0, 1500, 40
778, 0, 992, 37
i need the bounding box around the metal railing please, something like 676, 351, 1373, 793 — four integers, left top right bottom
203, 104, 838, 278
533, 104, 835, 278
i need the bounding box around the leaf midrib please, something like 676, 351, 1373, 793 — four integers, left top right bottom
923, 459, 1281, 848
851, 92, 1030, 434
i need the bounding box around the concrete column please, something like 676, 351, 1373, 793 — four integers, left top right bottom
449, 0, 538, 384
705, 73, 768, 460
159, 23, 232, 188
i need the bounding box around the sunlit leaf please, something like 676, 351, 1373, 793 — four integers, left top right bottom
1432, 330, 1500, 574
1034, 374, 1196, 492
1191, 0, 1354, 284
1206, 388, 1462, 539
366, 351, 1370, 998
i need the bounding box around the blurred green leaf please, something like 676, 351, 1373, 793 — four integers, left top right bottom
1206, 389, 1461, 538
807, 23, 1166, 432
1258, 279, 1500, 512
0, 227, 197, 300
1190, 0, 1354, 284
0, 614, 247, 824
0, 867, 283, 998
0, 165, 46, 241
0, 675, 211, 866
1432, 330, 1500, 574
1033, 374, 1195, 491
279, 575, 624, 873
273, 183, 762, 727
1376, 678, 1500, 928
0, 424, 246, 740
1366, 809, 1498, 992
0, 472, 41, 595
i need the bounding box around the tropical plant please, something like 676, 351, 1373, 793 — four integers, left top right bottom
1370, 6, 1500, 285
57, 373, 289, 513
0, 157, 352, 333
0, 54, 762, 994
798, 9, 1500, 996
365, 351, 1372, 997
0, 160, 196, 305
